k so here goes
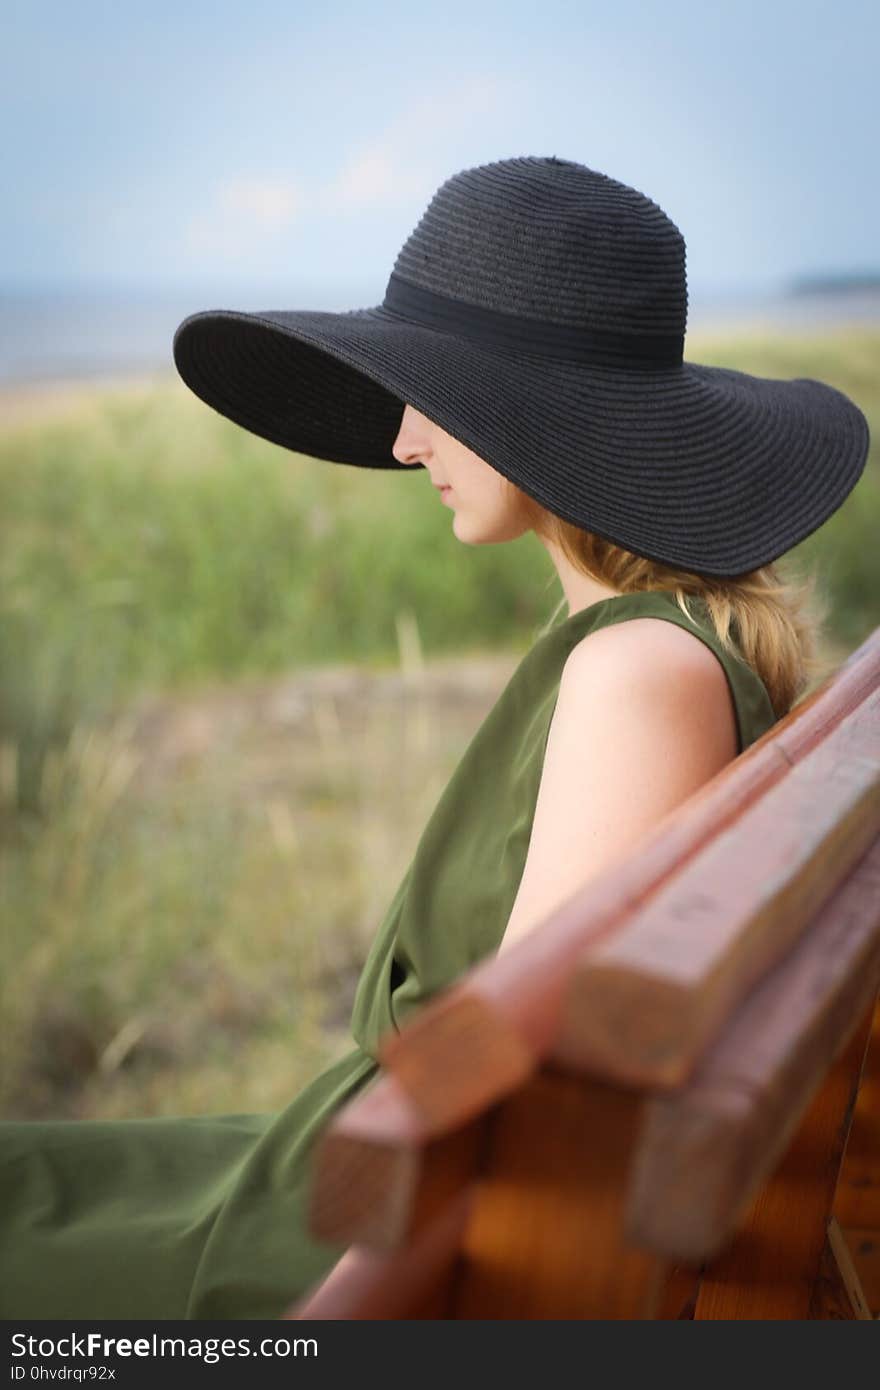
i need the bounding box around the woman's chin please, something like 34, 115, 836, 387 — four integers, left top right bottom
450, 511, 483, 545
451, 515, 515, 547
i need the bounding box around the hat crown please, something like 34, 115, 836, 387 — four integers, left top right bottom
389, 156, 688, 337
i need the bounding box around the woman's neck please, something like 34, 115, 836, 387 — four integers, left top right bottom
537, 534, 622, 618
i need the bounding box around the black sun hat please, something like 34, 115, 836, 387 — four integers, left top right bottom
172, 154, 870, 579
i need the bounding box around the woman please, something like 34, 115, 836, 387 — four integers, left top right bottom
0, 155, 869, 1319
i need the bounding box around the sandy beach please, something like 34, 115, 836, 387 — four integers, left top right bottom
0, 370, 179, 432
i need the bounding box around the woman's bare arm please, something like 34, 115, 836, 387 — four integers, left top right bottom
497, 617, 739, 954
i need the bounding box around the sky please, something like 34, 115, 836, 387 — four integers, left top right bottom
2, 0, 878, 306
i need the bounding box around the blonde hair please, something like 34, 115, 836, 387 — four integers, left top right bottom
520, 494, 835, 721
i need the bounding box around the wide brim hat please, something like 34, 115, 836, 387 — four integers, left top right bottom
172, 155, 870, 579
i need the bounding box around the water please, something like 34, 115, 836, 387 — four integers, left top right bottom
1, 281, 878, 388
0, 281, 373, 388
687, 283, 880, 334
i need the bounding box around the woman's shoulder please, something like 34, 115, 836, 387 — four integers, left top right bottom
565, 604, 732, 682
561, 608, 739, 762
498, 608, 740, 953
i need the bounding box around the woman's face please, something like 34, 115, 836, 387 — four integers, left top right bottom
391, 404, 538, 545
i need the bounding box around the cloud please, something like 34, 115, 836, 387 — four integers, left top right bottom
217, 177, 300, 226
321, 148, 414, 211
181, 176, 300, 263
178, 72, 525, 267
318, 72, 527, 212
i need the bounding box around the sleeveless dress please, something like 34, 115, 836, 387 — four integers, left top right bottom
0, 590, 777, 1319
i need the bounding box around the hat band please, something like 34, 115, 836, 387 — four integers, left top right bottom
381, 271, 684, 369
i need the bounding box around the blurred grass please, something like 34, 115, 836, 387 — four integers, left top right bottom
0, 375, 550, 688
1, 326, 878, 1121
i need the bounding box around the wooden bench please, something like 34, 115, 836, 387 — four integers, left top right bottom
283, 622, 880, 1320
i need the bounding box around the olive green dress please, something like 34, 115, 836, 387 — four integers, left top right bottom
0, 591, 777, 1319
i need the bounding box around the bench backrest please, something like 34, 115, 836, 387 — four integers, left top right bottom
286, 622, 880, 1319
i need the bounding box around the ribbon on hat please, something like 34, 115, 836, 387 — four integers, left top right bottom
382, 271, 684, 369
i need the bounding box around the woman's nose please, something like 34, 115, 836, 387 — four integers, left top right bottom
393, 446, 425, 468
391, 413, 429, 467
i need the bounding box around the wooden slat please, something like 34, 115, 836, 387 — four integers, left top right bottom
833, 996, 880, 1229
655, 1263, 703, 1319
307, 1068, 485, 1248
691, 1009, 873, 1317
556, 695, 880, 1084
624, 836, 880, 1262
449, 1068, 667, 1319
839, 1227, 880, 1315
284, 1192, 472, 1320
807, 1231, 866, 1319
817, 1217, 874, 1319
377, 638, 880, 1132
773, 628, 880, 757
